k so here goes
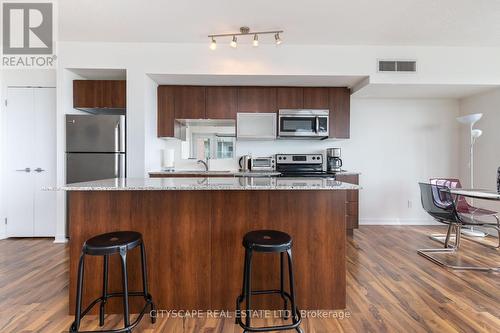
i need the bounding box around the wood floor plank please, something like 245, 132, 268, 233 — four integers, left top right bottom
0, 227, 499, 332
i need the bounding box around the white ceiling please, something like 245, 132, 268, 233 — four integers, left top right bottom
59, 0, 500, 46
352, 84, 500, 99
148, 74, 367, 87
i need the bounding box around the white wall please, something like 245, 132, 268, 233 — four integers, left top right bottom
0, 69, 56, 239
459, 88, 500, 213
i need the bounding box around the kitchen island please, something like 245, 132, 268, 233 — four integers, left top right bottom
57, 177, 360, 314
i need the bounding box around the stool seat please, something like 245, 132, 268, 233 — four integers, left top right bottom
84, 231, 142, 255
243, 230, 292, 253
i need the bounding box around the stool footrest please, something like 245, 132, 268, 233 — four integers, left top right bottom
236, 289, 302, 332
70, 293, 153, 333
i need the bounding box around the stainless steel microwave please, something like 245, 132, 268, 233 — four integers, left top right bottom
278, 109, 329, 139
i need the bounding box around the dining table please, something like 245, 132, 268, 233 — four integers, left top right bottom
448, 189, 500, 201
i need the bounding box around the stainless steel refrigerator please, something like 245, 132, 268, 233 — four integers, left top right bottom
66, 115, 126, 183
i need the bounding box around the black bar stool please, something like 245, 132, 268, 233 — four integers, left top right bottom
236, 230, 302, 333
70, 231, 156, 333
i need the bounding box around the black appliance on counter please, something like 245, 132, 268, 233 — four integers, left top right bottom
276, 154, 334, 177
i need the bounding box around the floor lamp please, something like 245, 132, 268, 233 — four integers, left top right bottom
456, 113, 486, 237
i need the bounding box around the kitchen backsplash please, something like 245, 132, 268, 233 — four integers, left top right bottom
159, 138, 350, 171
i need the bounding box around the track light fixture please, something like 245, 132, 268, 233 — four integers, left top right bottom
208, 26, 284, 49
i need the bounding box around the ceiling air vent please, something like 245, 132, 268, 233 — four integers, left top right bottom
378, 60, 417, 72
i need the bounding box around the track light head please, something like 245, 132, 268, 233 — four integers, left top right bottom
230, 35, 237, 48
275, 33, 282, 45
252, 34, 259, 47
209, 37, 217, 50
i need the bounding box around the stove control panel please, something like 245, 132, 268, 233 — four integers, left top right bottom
275, 154, 323, 164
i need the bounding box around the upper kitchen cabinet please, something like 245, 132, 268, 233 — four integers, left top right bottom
303, 87, 329, 109
73, 80, 126, 112
206, 87, 237, 119
277, 87, 303, 109
102, 80, 126, 108
174, 86, 206, 119
237, 87, 277, 113
157, 86, 175, 137
156, 85, 351, 139
329, 87, 351, 139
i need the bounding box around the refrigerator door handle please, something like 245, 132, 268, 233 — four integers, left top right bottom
119, 117, 126, 152
115, 122, 120, 152
116, 153, 126, 178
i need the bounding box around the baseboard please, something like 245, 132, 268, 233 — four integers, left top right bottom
359, 218, 440, 225
53, 234, 68, 243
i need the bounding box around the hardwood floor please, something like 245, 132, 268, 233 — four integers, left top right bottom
1, 226, 499, 332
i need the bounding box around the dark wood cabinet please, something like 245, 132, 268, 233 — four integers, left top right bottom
157, 85, 351, 138
277, 87, 303, 109
73, 80, 126, 109
102, 80, 126, 108
174, 86, 206, 119
303, 87, 329, 109
237, 87, 277, 113
73, 80, 100, 108
329, 88, 351, 139
335, 174, 359, 233
157, 86, 175, 137
206, 87, 237, 119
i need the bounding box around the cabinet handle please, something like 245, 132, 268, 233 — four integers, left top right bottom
16, 168, 31, 172
34, 168, 45, 173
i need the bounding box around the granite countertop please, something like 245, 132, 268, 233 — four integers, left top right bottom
48, 177, 361, 191
148, 170, 360, 177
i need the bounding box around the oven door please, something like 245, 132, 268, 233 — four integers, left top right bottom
279, 116, 317, 137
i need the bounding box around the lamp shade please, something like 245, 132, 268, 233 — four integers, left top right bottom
456, 113, 483, 125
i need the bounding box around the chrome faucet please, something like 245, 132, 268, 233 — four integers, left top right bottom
197, 159, 209, 171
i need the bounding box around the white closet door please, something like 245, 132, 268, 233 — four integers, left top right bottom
5, 88, 35, 237
33, 88, 56, 237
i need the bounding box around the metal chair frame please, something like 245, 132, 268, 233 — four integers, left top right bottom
428, 178, 500, 250
417, 183, 500, 272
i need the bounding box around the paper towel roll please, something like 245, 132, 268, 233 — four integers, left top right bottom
161, 149, 175, 171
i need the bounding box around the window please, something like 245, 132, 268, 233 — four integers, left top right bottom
191, 133, 235, 160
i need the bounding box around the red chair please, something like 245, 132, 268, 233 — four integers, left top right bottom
430, 178, 500, 249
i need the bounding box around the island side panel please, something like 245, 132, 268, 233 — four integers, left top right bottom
211, 190, 347, 310
68, 190, 212, 314
69, 189, 347, 314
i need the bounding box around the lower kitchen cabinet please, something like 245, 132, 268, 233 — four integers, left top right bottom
335, 174, 359, 234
